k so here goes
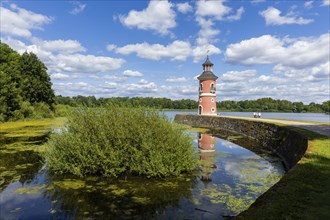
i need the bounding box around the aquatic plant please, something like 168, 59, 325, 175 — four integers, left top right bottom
44, 106, 198, 178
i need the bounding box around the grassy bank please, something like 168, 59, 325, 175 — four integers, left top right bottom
236, 127, 330, 219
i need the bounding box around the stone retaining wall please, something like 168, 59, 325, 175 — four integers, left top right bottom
174, 114, 308, 170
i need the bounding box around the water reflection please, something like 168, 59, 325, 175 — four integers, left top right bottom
0, 133, 46, 192
198, 133, 217, 183
1, 169, 197, 219
193, 132, 284, 217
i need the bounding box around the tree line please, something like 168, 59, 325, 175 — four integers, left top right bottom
0, 42, 55, 121
56, 95, 330, 113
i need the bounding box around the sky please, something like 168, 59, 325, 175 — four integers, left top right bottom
1, 0, 329, 103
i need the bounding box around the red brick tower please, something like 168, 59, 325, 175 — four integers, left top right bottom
197, 56, 218, 115
198, 133, 216, 152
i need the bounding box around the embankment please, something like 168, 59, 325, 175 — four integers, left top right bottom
174, 114, 308, 170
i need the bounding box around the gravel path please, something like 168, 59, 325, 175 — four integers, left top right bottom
252, 118, 330, 137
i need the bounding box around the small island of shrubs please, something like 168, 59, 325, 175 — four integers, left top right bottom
44, 106, 198, 178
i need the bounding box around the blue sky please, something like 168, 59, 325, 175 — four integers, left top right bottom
1, 0, 329, 103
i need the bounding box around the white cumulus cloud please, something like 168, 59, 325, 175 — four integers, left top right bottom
51, 73, 70, 80
221, 70, 257, 82
227, 7, 245, 21
114, 40, 220, 63
0, 4, 53, 38
322, 0, 330, 6
176, 2, 193, 14
33, 39, 86, 54
52, 54, 125, 73
260, 6, 313, 25
115, 40, 192, 61
225, 33, 329, 68
166, 77, 189, 82
123, 70, 144, 77
119, 0, 176, 36
196, 0, 231, 20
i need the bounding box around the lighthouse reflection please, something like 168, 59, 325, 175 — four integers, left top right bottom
198, 133, 217, 183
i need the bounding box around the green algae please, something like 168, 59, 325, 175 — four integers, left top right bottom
227, 135, 243, 141
111, 188, 128, 196
14, 163, 34, 169
200, 184, 255, 215
132, 196, 152, 204
189, 127, 210, 133
0, 170, 17, 176
155, 181, 179, 188
53, 179, 86, 190
15, 184, 46, 195
0, 118, 66, 191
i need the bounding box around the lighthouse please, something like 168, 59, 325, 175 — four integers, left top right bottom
197, 56, 218, 115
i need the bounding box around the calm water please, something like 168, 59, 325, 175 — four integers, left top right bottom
0, 121, 284, 219
164, 110, 330, 122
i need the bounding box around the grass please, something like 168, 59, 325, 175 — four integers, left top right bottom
236, 127, 330, 219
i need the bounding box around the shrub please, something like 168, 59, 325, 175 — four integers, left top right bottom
54, 104, 74, 117
44, 106, 198, 178
20, 101, 34, 118
32, 102, 54, 119
12, 110, 24, 121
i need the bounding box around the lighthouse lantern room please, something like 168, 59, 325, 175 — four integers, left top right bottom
197, 56, 218, 115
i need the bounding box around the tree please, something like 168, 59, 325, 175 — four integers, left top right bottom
0, 42, 22, 121
0, 42, 56, 121
0, 71, 22, 121
321, 101, 330, 113
20, 52, 55, 108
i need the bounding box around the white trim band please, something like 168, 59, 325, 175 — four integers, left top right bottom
199, 93, 216, 97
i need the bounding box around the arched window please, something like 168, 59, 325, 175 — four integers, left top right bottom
198, 106, 203, 114
211, 98, 214, 102
199, 83, 203, 92
210, 83, 215, 93
199, 98, 202, 102
211, 107, 215, 112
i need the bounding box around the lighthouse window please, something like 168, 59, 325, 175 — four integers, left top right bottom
199, 98, 202, 102
211, 107, 215, 112
199, 83, 203, 92
210, 83, 215, 93
211, 98, 214, 102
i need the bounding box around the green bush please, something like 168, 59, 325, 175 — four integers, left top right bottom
20, 101, 34, 118
12, 109, 24, 121
32, 102, 54, 119
44, 106, 198, 178
54, 104, 74, 117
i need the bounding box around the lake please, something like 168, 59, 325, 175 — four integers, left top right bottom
0, 117, 284, 219
163, 110, 330, 122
